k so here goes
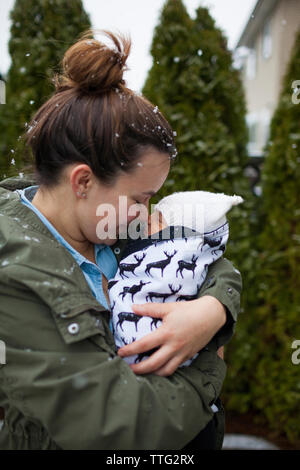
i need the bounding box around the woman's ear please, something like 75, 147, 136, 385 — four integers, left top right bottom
69, 164, 93, 197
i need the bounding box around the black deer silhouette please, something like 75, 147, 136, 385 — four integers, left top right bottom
211, 244, 226, 257
116, 311, 142, 332
145, 283, 182, 302
107, 279, 119, 290
176, 283, 201, 301
120, 336, 136, 346
150, 317, 163, 330
176, 293, 197, 301
202, 236, 222, 251
118, 280, 151, 302
119, 253, 146, 279
134, 347, 160, 363
145, 250, 177, 277
176, 254, 199, 279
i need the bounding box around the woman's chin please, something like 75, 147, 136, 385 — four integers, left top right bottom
96, 237, 118, 246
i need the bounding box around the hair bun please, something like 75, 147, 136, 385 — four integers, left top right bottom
54, 29, 131, 94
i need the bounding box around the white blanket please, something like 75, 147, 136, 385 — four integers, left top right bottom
108, 191, 243, 367
108, 222, 228, 366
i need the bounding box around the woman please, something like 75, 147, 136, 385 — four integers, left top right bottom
0, 29, 242, 450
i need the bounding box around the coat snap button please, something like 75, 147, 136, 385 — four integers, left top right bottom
114, 247, 121, 254
68, 323, 80, 335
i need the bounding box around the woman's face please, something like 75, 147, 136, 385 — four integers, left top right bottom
74, 149, 171, 245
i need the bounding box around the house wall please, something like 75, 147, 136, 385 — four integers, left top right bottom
240, 0, 300, 156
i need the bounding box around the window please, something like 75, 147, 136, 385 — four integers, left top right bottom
261, 109, 271, 146
246, 113, 261, 157
262, 18, 272, 59
246, 47, 256, 80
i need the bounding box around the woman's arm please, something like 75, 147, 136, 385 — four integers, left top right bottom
0, 278, 226, 450
196, 257, 242, 348
118, 257, 242, 375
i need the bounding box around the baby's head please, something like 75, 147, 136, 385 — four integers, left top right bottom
152, 190, 244, 234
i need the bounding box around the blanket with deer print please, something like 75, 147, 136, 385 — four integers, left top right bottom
108, 222, 229, 367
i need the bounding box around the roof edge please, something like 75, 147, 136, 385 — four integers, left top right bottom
236, 0, 279, 48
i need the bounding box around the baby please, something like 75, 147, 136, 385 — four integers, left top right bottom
107, 190, 243, 367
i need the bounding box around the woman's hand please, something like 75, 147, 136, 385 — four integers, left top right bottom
117, 295, 227, 376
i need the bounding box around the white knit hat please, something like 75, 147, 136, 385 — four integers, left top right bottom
153, 190, 244, 233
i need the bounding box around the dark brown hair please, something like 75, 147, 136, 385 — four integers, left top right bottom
24, 29, 177, 187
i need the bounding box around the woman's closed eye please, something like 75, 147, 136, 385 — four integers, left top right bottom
132, 196, 148, 205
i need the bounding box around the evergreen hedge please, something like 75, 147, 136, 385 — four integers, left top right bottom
0, 0, 91, 179
223, 29, 300, 442
2, 0, 299, 442
143, 0, 300, 442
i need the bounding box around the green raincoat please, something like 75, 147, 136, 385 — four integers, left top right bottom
0, 175, 242, 450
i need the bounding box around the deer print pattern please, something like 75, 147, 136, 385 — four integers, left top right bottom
108, 221, 229, 367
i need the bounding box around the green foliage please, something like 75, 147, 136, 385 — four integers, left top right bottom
227, 28, 300, 441
143, 0, 300, 442
143, 0, 257, 398
0, 0, 91, 179
142, 1, 256, 278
